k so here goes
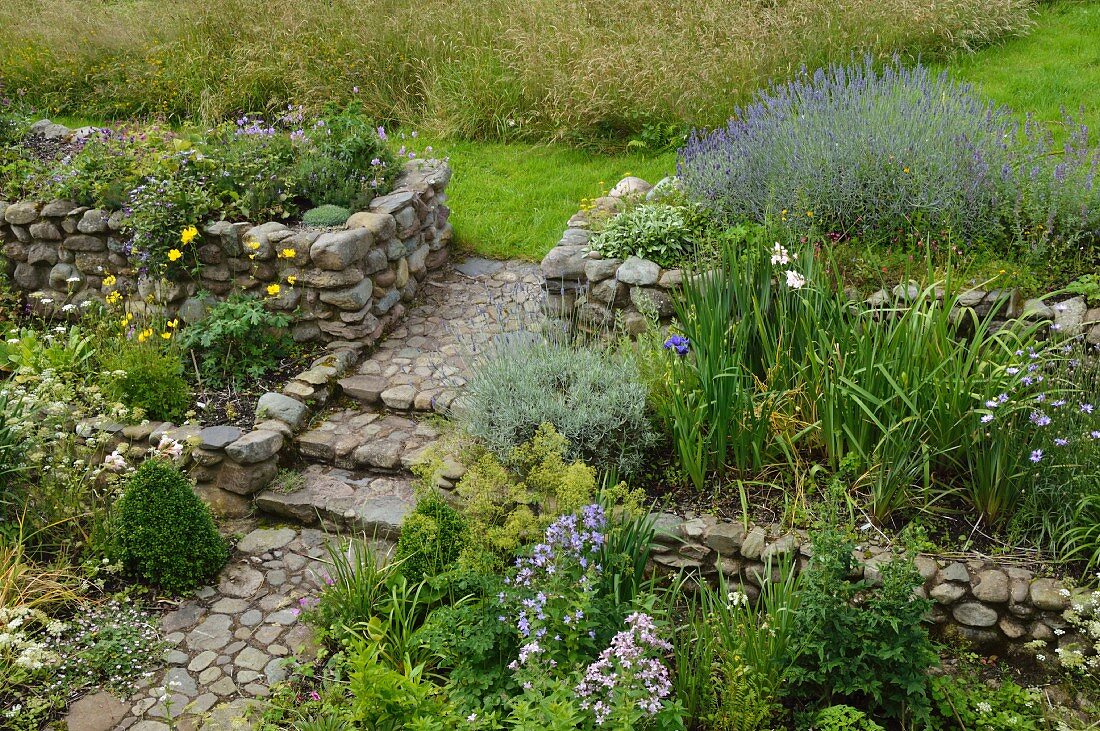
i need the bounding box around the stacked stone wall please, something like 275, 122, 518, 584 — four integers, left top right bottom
0, 159, 454, 345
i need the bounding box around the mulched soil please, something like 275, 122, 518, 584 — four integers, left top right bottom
187, 352, 317, 429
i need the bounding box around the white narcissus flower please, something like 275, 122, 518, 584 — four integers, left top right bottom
785, 270, 806, 289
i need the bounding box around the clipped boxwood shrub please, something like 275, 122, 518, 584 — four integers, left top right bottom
302, 204, 352, 228
395, 492, 468, 583
113, 459, 228, 593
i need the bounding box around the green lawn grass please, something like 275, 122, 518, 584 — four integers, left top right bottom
937, 1, 1100, 133
430, 139, 675, 261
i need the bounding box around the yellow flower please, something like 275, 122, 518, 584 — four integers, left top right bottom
102, 274, 117, 288
266, 283, 281, 296
167, 249, 183, 262
161, 332, 172, 340
247, 241, 261, 250
279, 248, 296, 259
806, 211, 814, 218
903, 167, 910, 174
286, 275, 298, 285
105, 290, 122, 305
180, 225, 199, 245
167, 319, 179, 329
248, 254, 257, 261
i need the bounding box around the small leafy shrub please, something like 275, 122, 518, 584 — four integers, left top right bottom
101, 343, 190, 422
460, 338, 654, 477
786, 528, 938, 724
801, 705, 885, 731
590, 202, 709, 268
303, 204, 353, 228
394, 492, 468, 583
208, 118, 299, 220
178, 294, 293, 387
112, 459, 227, 593
47, 126, 170, 208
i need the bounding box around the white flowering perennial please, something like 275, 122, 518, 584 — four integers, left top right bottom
1025, 588, 1100, 676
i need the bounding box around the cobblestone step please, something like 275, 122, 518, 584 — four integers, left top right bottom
295, 406, 439, 471
255, 464, 417, 540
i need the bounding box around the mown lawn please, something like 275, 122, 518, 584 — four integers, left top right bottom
937, 0, 1100, 135
430, 139, 675, 261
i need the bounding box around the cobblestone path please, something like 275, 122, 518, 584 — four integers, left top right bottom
65, 527, 368, 731
256, 258, 542, 535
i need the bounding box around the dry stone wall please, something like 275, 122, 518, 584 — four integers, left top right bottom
0, 159, 454, 345
542, 176, 1100, 342
648, 511, 1086, 653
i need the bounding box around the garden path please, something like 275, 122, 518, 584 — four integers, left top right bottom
256, 258, 543, 533
66, 526, 361, 731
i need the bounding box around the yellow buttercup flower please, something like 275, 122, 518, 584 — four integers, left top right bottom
806, 211, 814, 218
280, 248, 296, 259
247, 241, 261, 250
266, 283, 281, 296
102, 274, 117, 288
181, 225, 199, 245
286, 275, 297, 285
167, 249, 183, 262
167, 319, 179, 329
105, 290, 122, 305
161, 332, 172, 340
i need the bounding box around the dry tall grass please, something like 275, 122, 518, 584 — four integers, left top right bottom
0, 0, 1034, 140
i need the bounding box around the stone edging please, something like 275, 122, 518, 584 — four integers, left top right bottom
649, 511, 1087, 651
541, 176, 1100, 343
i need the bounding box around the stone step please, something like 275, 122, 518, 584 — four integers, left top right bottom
254, 464, 417, 540
295, 406, 439, 470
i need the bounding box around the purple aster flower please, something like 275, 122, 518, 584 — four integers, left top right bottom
1030, 449, 1044, 463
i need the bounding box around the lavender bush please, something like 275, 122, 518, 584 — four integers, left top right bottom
678, 58, 1099, 272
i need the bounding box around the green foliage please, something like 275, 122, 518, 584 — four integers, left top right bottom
295, 105, 399, 208
0, 325, 97, 377
100, 342, 190, 422
48, 127, 170, 208
395, 492, 468, 583
307, 536, 399, 644
0, 392, 28, 490
206, 122, 299, 220
453, 425, 598, 564
929, 672, 1045, 731
786, 528, 938, 724
589, 202, 714, 268
112, 459, 228, 593
302, 204, 352, 227
178, 294, 293, 387
1066, 273, 1100, 306
345, 638, 445, 730
461, 336, 655, 477
800, 704, 885, 731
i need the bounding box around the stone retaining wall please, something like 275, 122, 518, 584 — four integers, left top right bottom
0, 159, 454, 345
542, 177, 1100, 343
648, 511, 1086, 653
74, 339, 371, 516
